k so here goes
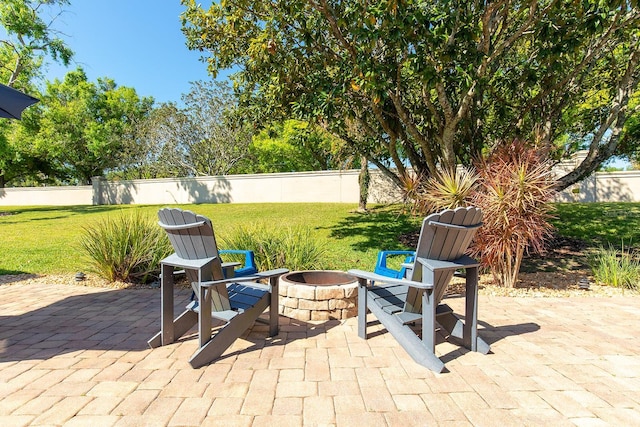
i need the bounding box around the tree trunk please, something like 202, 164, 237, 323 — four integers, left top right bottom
358, 156, 370, 212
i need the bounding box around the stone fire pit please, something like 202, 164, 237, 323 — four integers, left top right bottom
278, 270, 358, 321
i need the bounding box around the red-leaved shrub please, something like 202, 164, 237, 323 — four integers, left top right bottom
470, 140, 556, 287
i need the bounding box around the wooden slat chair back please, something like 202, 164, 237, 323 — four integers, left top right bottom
149, 208, 288, 368
157, 208, 230, 312
404, 207, 483, 314
348, 206, 489, 372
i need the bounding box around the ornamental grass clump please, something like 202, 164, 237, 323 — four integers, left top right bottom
422, 166, 478, 212
399, 172, 428, 215
221, 224, 327, 271
400, 167, 478, 215
589, 243, 640, 290
470, 141, 556, 288
80, 212, 172, 283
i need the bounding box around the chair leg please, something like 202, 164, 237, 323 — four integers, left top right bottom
365, 291, 444, 373
148, 263, 198, 348
464, 266, 479, 351
269, 276, 279, 337
161, 263, 175, 345
437, 310, 490, 355
189, 293, 270, 368
357, 278, 368, 340
199, 283, 212, 349
422, 289, 436, 353
421, 267, 437, 353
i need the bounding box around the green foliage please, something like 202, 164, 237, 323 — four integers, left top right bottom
0, 0, 74, 187
618, 91, 640, 165
80, 212, 172, 283
40, 69, 153, 184
181, 0, 640, 190
402, 142, 555, 288
471, 142, 557, 288
221, 224, 328, 271
176, 80, 253, 176
115, 81, 253, 179
398, 173, 428, 215
108, 103, 186, 180
6, 202, 640, 285
6, 68, 154, 186
421, 167, 478, 213
0, 203, 398, 275
589, 243, 640, 290
400, 167, 478, 216
234, 120, 353, 174
0, 0, 73, 86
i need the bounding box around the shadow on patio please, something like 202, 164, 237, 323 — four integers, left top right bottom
0, 286, 343, 364
0, 288, 161, 362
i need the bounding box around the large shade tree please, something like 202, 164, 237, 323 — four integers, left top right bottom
118, 80, 254, 179
17, 68, 154, 185
0, 0, 72, 87
181, 0, 640, 190
177, 80, 253, 176
111, 103, 187, 180
0, 0, 74, 187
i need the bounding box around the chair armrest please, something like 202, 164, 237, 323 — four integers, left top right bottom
200, 268, 289, 287
161, 253, 218, 270
222, 261, 241, 268
415, 255, 481, 272
254, 268, 289, 278
219, 249, 258, 276
348, 269, 433, 290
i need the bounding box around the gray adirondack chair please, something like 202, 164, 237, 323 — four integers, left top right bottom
148, 208, 288, 368
348, 206, 490, 372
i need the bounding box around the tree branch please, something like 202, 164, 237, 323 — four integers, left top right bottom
555, 44, 640, 190
309, 0, 359, 62
387, 90, 437, 171
516, 7, 637, 129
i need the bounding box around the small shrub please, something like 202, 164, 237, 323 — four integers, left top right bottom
400, 167, 478, 215
422, 167, 478, 212
589, 243, 640, 290
221, 224, 327, 271
470, 141, 556, 288
399, 172, 428, 215
80, 212, 172, 283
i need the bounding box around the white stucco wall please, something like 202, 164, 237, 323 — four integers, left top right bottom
0, 170, 401, 206
2, 165, 640, 207
0, 185, 93, 206
90, 170, 391, 206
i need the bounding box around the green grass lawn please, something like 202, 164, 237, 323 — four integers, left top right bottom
0, 203, 421, 275
2, 202, 639, 278
551, 203, 640, 247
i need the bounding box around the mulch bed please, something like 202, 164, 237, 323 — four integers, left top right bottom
399, 229, 635, 297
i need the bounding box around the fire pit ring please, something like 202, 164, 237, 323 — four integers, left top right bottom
278, 270, 358, 321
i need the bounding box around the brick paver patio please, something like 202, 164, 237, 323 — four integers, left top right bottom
1, 281, 639, 426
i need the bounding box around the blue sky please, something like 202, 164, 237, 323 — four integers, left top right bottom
44, 1, 218, 105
